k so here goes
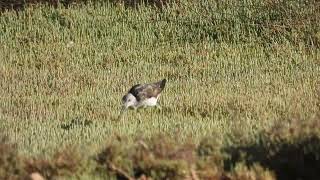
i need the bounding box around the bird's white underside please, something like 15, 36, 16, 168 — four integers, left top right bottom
136, 96, 159, 108
123, 93, 161, 109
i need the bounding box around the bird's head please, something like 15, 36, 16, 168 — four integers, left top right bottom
122, 93, 137, 109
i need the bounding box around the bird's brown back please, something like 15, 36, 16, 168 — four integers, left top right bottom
128, 79, 166, 101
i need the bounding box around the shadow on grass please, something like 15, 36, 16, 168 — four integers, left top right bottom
60, 117, 92, 130
225, 135, 320, 180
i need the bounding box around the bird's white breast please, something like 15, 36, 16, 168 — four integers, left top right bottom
138, 97, 158, 107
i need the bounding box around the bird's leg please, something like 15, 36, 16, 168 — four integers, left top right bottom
156, 104, 162, 110
135, 106, 143, 115
134, 106, 139, 112
135, 107, 142, 123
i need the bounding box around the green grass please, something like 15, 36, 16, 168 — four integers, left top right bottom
0, 0, 319, 179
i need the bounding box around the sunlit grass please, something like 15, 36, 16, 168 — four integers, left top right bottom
0, 0, 319, 160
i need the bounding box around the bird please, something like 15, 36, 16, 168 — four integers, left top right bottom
121, 78, 167, 112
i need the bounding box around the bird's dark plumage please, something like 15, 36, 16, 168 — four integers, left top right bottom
127, 79, 166, 101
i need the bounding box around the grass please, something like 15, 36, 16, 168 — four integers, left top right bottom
0, 0, 320, 179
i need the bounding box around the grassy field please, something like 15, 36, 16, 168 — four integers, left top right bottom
0, 0, 320, 179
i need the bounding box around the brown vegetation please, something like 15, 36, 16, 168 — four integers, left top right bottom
0, 136, 28, 180
95, 134, 275, 180
1, 119, 320, 179
25, 147, 83, 179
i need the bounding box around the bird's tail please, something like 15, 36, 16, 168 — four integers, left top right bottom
159, 79, 167, 89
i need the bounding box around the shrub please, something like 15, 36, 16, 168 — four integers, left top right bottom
227, 116, 320, 180
25, 146, 83, 179
0, 136, 28, 180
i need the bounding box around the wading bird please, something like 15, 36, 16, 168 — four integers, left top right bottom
120, 79, 167, 115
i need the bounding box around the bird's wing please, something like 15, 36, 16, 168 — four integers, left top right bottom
128, 84, 142, 100
128, 84, 160, 101
143, 84, 162, 98
145, 79, 166, 97
128, 79, 166, 101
